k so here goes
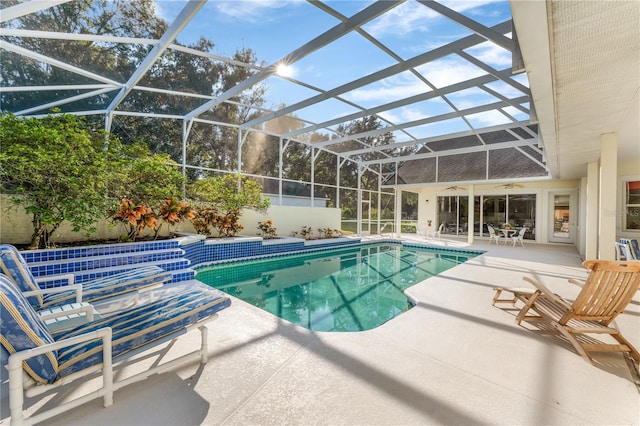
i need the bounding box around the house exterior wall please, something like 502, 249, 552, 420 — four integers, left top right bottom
414, 179, 581, 244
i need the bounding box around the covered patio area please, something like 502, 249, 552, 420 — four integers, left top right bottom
5, 240, 637, 425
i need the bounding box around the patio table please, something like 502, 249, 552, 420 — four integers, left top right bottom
500, 229, 518, 241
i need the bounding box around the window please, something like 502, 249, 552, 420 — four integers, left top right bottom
437, 194, 536, 239
624, 180, 640, 231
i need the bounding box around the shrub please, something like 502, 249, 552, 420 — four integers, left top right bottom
318, 228, 341, 239
300, 226, 314, 240
111, 199, 157, 241
257, 220, 277, 239
190, 205, 219, 236
188, 174, 269, 237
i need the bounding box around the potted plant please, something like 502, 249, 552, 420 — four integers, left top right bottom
427, 220, 432, 228
503, 222, 511, 230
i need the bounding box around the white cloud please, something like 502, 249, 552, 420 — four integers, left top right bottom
364, 2, 436, 38
440, 0, 506, 14
465, 40, 512, 68
212, 0, 303, 23
377, 110, 401, 124
416, 57, 486, 88
154, 0, 184, 22
466, 110, 511, 127
345, 73, 432, 103
365, 0, 507, 38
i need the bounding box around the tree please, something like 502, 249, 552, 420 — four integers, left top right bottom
1, 0, 168, 113
0, 112, 114, 248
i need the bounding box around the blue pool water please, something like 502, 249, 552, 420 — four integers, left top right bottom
196, 243, 478, 332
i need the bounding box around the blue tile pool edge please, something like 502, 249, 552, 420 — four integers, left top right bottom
190, 237, 485, 269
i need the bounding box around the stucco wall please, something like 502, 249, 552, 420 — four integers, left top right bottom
0, 195, 341, 245
411, 179, 581, 244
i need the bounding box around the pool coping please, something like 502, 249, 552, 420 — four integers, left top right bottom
192, 236, 485, 268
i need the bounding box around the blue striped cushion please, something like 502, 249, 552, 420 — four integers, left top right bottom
41, 265, 173, 309
620, 239, 640, 260
0, 274, 58, 384
0, 244, 43, 309
55, 287, 231, 378
630, 239, 640, 260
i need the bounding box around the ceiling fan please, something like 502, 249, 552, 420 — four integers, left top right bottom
495, 183, 524, 189
445, 185, 466, 191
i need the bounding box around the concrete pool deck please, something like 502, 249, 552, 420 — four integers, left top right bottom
2, 236, 639, 425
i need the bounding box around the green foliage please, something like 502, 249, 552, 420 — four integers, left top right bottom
1, 0, 168, 113
318, 228, 341, 239
110, 143, 185, 204
189, 174, 269, 213
190, 206, 219, 237
111, 199, 158, 242
188, 174, 269, 237
0, 112, 113, 249
107, 144, 188, 240
299, 226, 314, 240
216, 208, 244, 237
257, 220, 277, 239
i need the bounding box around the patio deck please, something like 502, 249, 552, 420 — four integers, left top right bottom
2, 237, 639, 425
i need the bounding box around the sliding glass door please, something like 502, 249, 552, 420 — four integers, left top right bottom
437, 194, 536, 240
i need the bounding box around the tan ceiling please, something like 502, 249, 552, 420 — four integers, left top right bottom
512, 0, 640, 180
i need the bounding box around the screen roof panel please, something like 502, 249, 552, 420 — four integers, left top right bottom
0, 0, 548, 184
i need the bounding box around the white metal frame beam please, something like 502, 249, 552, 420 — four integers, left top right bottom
184, 0, 403, 121
242, 20, 513, 130
105, 0, 206, 115
0, 0, 73, 23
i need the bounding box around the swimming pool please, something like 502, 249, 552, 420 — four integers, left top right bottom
196, 243, 479, 332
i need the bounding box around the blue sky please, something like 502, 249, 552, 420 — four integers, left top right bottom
154, 0, 527, 141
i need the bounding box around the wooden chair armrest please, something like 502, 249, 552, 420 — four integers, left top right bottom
522, 276, 572, 310
567, 278, 585, 288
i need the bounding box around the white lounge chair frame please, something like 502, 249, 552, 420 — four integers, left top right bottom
8, 317, 217, 426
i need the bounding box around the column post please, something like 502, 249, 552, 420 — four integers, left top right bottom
598, 132, 618, 260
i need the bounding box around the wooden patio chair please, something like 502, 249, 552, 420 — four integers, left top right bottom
493, 260, 640, 366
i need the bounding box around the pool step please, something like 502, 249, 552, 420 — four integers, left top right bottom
23, 243, 195, 285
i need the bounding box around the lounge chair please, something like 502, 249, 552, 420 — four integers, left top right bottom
493, 260, 640, 365
619, 238, 640, 260
0, 273, 231, 426
615, 241, 634, 261
0, 243, 172, 311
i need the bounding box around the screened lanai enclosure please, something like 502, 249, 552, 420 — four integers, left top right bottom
0, 0, 548, 235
